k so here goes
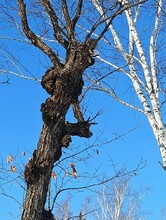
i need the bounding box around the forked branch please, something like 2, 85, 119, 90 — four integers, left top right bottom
17, 0, 61, 68
72, 0, 83, 30
40, 0, 69, 48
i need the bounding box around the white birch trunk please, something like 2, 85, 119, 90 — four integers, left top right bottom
124, 0, 166, 169
94, 178, 146, 219
148, 115, 166, 169
92, 0, 166, 169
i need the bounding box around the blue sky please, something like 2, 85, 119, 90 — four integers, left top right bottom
0, 1, 166, 219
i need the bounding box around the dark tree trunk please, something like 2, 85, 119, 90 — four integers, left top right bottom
21, 45, 95, 220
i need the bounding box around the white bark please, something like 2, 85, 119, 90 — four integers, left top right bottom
94, 177, 147, 220
92, 0, 166, 169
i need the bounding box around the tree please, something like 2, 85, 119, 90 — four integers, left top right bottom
91, 0, 166, 169
92, 177, 148, 220
0, 0, 147, 219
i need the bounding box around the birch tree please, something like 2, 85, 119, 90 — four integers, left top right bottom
91, 0, 166, 169
93, 177, 147, 220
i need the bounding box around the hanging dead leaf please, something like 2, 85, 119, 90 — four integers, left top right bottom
7, 155, 13, 163
70, 162, 75, 169
51, 172, 57, 179
70, 163, 77, 178
10, 166, 16, 173
72, 167, 77, 179
22, 151, 26, 156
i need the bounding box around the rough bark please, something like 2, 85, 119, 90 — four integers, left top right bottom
21, 41, 96, 220
17, 0, 97, 218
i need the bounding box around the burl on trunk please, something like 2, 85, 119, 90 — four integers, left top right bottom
22, 40, 96, 220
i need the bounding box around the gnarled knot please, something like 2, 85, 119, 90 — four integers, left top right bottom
42, 209, 55, 220
60, 134, 72, 148
24, 158, 41, 185
65, 121, 93, 138
40, 98, 59, 125
41, 67, 58, 95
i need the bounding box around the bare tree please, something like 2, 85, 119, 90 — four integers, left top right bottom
92, 177, 148, 220
55, 196, 73, 220
90, 0, 166, 169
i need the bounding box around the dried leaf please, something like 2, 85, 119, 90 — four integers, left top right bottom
7, 155, 13, 163
70, 163, 77, 178
51, 172, 57, 179
70, 162, 74, 168
10, 166, 16, 173
72, 167, 77, 179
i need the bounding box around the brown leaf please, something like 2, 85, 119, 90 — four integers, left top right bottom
70, 162, 75, 169
72, 167, 77, 179
7, 155, 13, 163
51, 172, 57, 179
70, 162, 78, 178
10, 166, 16, 173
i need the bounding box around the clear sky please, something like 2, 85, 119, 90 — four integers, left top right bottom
0, 1, 166, 220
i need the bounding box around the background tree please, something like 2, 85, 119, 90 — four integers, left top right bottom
92, 177, 148, 220
90, 0, 166, 169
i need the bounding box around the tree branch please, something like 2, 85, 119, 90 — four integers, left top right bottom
17, 0, 61, 68
86, 74, 145, 114
72, 0, 83, 30
89, 0, 148, 43
65, 121, 93, 138
51, 158, 146, 211
150, 0, 162, 106
61, 0, 74, 39
40, 0, 69, 48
